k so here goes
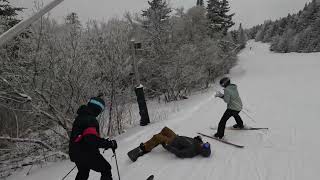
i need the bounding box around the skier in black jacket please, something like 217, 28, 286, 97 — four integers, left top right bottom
69, 97, 117, 180
127, 127, 211, 162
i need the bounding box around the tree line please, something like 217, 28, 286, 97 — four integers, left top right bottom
248, 0, 320, 53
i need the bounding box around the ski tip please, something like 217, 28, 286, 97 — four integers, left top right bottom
197, 132, 245, 148
211, 126, 269, 131
147, 175, 154, 180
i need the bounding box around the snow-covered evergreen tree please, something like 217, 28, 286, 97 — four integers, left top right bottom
141, 0, 172, 30
238, 23, 247, 48
207, 0, 235, 35
251, 0, 320, 53
197, 0, 204, 6
0, 0, 24, 33
141, 0, 172, 55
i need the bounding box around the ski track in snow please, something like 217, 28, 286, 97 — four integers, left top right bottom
8, 41, 320, 180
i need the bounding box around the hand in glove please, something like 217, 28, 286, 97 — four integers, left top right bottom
102, 139, 117, 150
110, 140, 117, 150
215, 91, 224, 98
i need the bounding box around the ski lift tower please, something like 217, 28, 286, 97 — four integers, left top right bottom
0, 0, 65, 47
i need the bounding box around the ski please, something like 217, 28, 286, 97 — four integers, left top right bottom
197, 132, 244, 148
210, 127, 268, 130
146, 175, 154, 180
237, 127, 268, 130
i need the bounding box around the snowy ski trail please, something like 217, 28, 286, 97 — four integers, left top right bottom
8, 41, 320, 180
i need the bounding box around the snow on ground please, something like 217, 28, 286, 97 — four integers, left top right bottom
8, 41, 320, 180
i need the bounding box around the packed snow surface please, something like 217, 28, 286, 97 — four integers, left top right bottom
9, 41, 320, 180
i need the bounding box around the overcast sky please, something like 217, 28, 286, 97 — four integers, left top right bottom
11, 0, 312, 28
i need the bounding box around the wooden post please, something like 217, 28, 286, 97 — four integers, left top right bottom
130, 39, 150, 126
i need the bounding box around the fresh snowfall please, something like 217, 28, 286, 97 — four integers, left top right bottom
8, 41, 320, 180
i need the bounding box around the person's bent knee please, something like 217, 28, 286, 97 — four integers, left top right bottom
161, 126, 171, 133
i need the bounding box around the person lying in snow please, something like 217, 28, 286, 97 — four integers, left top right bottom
127, 127, 211, 162
214, 77, 244, 139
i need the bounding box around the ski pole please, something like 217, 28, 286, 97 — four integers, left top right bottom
240, 109, 256, 123
62, 165, 76, 180
112, 149, 121, 180
230, 100, 257, 123
213, 90, 257, 123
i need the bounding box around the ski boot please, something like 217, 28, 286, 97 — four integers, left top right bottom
127, 143, 148, 162
232, 124, 244, 129
214, 133, 223, 139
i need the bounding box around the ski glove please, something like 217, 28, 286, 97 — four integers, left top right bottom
102, 139, 117, 150
110, 140, 117, 150
215, 91, 224, 98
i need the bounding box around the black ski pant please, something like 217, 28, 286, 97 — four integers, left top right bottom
217, 109, 243, 137
75, 153, 112, 180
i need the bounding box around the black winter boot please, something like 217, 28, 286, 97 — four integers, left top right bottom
214, 133, 223, 139
233, 124, 244, 129
127, 143, 147, 162
139, 143, 147, 152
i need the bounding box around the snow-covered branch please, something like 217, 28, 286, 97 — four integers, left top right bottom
0, 136, 54, 151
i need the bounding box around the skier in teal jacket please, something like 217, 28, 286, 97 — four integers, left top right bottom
214, 77, 244, 139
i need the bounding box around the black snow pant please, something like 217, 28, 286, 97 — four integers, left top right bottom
75, 153, 112, 180
216, 109, 243, 137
